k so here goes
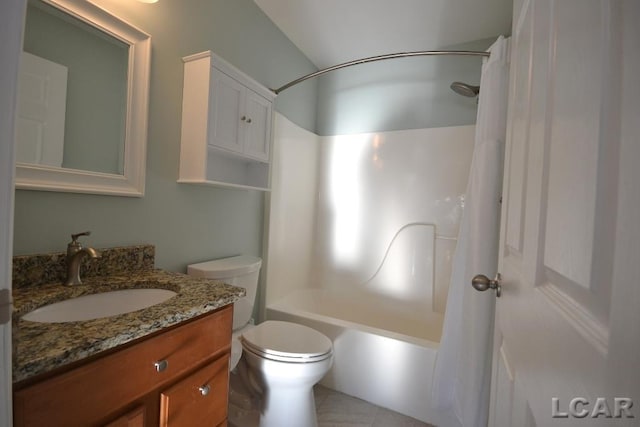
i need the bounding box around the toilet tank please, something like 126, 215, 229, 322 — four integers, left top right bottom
187, 255, 262, 331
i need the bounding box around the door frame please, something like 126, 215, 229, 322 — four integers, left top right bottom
0, 1, 27, 426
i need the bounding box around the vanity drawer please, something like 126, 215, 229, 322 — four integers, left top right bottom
159, 353, 229, 427
14, 305, 232, 427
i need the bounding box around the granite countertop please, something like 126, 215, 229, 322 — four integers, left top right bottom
12, 269, 245, 383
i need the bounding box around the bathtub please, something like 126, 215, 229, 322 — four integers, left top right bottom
266, 288, 443, 424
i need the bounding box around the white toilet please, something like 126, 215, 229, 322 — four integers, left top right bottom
187, 255, 333, 427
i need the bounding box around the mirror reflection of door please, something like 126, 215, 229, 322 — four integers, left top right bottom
17, 52, 67, 168
19, 0, 128, 175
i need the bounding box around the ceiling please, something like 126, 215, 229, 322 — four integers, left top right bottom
253, 0, 513, 69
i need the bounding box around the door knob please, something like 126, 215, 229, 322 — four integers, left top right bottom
472, 273, 502, 297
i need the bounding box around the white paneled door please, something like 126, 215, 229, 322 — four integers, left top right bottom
487, 0, 639, 426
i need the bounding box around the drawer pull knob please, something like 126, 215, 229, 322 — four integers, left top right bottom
154, 360, 168, 372
199, 384, 211, 396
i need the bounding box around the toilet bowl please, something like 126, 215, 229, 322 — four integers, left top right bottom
240, 320, 333, 427
187, 256, 333, 427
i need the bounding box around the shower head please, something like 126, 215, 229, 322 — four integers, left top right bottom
450, 81, 480, 98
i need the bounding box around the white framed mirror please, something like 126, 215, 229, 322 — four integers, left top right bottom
16, 0, 151, 197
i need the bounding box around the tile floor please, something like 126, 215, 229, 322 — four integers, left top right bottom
314, 385, 435, 427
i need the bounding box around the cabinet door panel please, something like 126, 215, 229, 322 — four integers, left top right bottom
210, 70, 244, 154
105, 406, 145, 427
244, 90, 271, 162
159, 355, 229, 427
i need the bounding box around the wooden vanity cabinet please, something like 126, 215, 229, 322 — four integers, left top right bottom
13, 305, 233, 427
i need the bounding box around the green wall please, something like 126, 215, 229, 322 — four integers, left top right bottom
13, 0, 318, 273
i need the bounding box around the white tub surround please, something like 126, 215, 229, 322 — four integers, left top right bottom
265, 115, 475, 424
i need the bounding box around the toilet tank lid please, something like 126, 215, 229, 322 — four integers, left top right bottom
187, 255, 262, 278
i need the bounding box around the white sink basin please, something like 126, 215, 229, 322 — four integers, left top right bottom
22, 288, 177, 323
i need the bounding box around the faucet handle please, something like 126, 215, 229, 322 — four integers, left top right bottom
68, 231, 91, 255
71, 231, 91, 241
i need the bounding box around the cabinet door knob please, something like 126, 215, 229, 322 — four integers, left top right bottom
154, 359, 168, 372
240, 116, 247, 121
199, 384, 211, 396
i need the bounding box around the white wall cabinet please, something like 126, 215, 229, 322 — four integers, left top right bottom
179, 51, 275, 191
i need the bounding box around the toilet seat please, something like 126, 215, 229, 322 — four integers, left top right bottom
240, 321, 332, 363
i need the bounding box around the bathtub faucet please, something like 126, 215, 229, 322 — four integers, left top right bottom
64, 231, 101, 286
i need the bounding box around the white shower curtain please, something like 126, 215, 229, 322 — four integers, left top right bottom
431, 36, 510, 427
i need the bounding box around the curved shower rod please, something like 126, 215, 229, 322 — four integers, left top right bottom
271, 50, 490, 95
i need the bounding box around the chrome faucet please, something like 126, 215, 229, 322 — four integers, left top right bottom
64, 231, 101, 286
